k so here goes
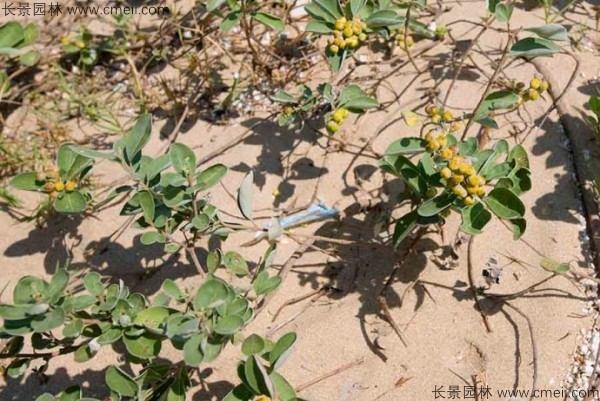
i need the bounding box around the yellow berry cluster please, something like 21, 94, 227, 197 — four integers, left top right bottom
326, 107, 350, 134
327, 17, 368, 55
425, 104, 461, 131
516, 77, 550, 106
394, 27, 414, 50
439, 154, 486, 205
423, 126, 486, 205
37, 166, 77, 199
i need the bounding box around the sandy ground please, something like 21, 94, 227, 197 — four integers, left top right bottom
1, 1, 600, 400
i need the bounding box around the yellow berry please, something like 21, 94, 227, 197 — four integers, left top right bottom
424, 131, 435, 142
438, 135, 448, 148
452, 185, 468, 198
352, 22, 362, 35
424, 104, 436, 116
464, 196, 475, 205
326, 120, 340, 134
450, 121, 461, 132
406, 36, 414, 47
530, 77, 541, 90
343, 27, 354, 38
344, 21, 353, 30
332, 109, 346, 123
442, 111, 453, 121
60, 36, 70, 46
466, 185, 478, 195
65, 181, 77, 192
539, 80, 549, 92
283, 106, 294, 115
253, 396, 272, 401
75, 39, 85, 49
459, 164, 476, 176
346, 36, 360, 49
449, 156, 462, 171
55, 181, 65, 192
361, 22, 367, 30
426, 140, 440, 151
526, 88, 539, 101
44, 182, 56, 192
476, 187, 486, 197
440, 167, 452, 179
431, 115, 442, 124
334, 17, 347, 31
516, 96, 523, 106
440, 148, 453, 159
333, 37, 346, 48
451, 174, 465, 184
358, 33, 367, 42
329, 44, 340, 55
36, 172, 46, 181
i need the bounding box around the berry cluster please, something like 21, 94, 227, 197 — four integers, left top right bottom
425, 105, 461, 131
37, 166, 77, 199
517, 77, 550, 105
326, 107, 350, 134
394, 27, 414, 51
327, 17, 368, 55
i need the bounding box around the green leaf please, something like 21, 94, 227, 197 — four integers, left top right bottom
59, 386, 82, 401
460, 203, 492, 235
385, 137, 426, 155
242, 334, 266, 356
19, 50, 40, 66
508, 218, 526, 240
350, 0, 367, 17
140, 231, 166, 245
0, 22, 25, 48
244, 355, 275, 396
183, 333, 204, 366
223, 251, 249, 276
213, 315, 244, 335
366, 10, 402, 28
222, 385, 255, 401
306, 20, 333, 34
380, 154, 427, 196
510, 37, 560, 58
207, 0, 226, 12
136, 190, 155, 223
508, 144, 529, 169
495, 3, 513, 22
540, 257, 570, 274
123, 114, 152, 161
193, 279, 229, 310
195, 164, 228, 191
238, 171, 254, 220
35, 394, 55, 401
271, 90, 298, 103
73, 343, 96, 363
22, 23, 38, 45
30, 307, 65, 332
123, 332, 162, 359
251, 12, 285, 31
392, 210, 418, 246
483, 188, 525, 219
55, 191, 88, 214
526, 24, 568, 41
106, 366, 138, 397
269, 332, 297, 369
253, 271, 282, 295
134, 306, 171, 331
313, 0, 343, 20
14, 276, 48, 304
220, 10, 242, 32
417, 192, 456, 217
170, 143, 196, 176
166, 366, 190, 401
10, 172, 44, 191
7, 358, 29, 378
83, 272, 103, 296
342, 96, 379, 112
271, 371, 297, 401
475, 91, 520, 121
